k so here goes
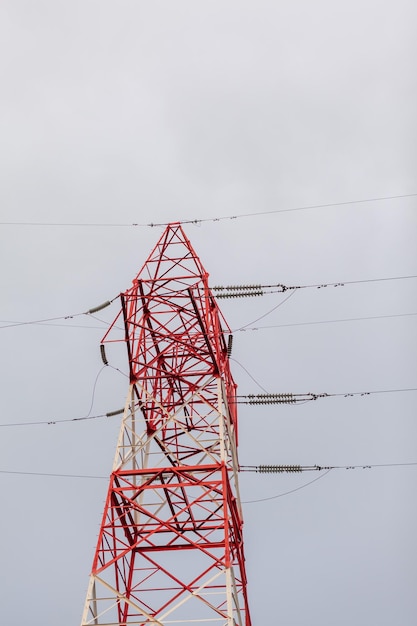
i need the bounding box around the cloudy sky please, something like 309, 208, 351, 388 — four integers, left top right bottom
1, 1, 416, 625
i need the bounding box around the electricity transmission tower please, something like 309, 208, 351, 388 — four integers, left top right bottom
80, 223, 252, 626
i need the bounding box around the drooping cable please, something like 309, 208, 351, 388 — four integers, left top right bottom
213, 274, 417, 298
240, 462, 417, 473
229, 357, 269, 393
236, 290, 297, 331
242, 469, 333, 503
0, 364, 125, 428
235, 311, 417, 332
0, 410, 124, 428
2, 280, 415, 332
0, 470, 107, 479
1, 192, 416, 227
1, 462, 416, 483
2, 386, 414, 428
235, 387, 417, 405
0, 296, 118, 330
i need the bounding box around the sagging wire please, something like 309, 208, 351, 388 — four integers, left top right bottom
0, 409, 124, 428
229, 357, 269, 393
212, 274, 417, 299
242, 469, 333, 503
144, 193, 417, 225
0, 296, 118, 330
2, 278, 415, 330
0, 363, 125, 428
2, 193, 416, 228
0, 470, 107, 479
235, 311, 417, 332
3, 386, 415, 428
1, 462, 416, 484
84, 365, 108, 416
235, 387, 417, 405
236, 290, 297, 331
240, 462, 417, 473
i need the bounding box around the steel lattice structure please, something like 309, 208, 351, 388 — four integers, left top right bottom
80, 223, 251, 626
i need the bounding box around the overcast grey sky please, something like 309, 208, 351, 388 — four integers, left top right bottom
1, 2, 416, 625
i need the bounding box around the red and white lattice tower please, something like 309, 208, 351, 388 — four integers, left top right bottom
80, 223, 251, 626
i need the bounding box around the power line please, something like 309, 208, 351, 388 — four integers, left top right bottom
1, 462, 415, 483
235, 311, 417, 332
0, 409, 124, 428
213, 274, 417, 298
242, 470, 333, 503
0, 192, 415, 228
236, 291, 297, 331
241, 462, 417, 503
0, 298, 116, 330
236, 387, 417, 405
0, 470, 107, 479
240, 463, 417, 504
315, 388, 417, 399
240, 462, 417, 472
2, 386, 414, 429
3, 310, 414, 333
227, 274, 417, 332
2, 276, 415, 332
0, 320, 107, 330
0, 364, 125, 428
0, 312, 86, 330
229, 357, 269, 393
